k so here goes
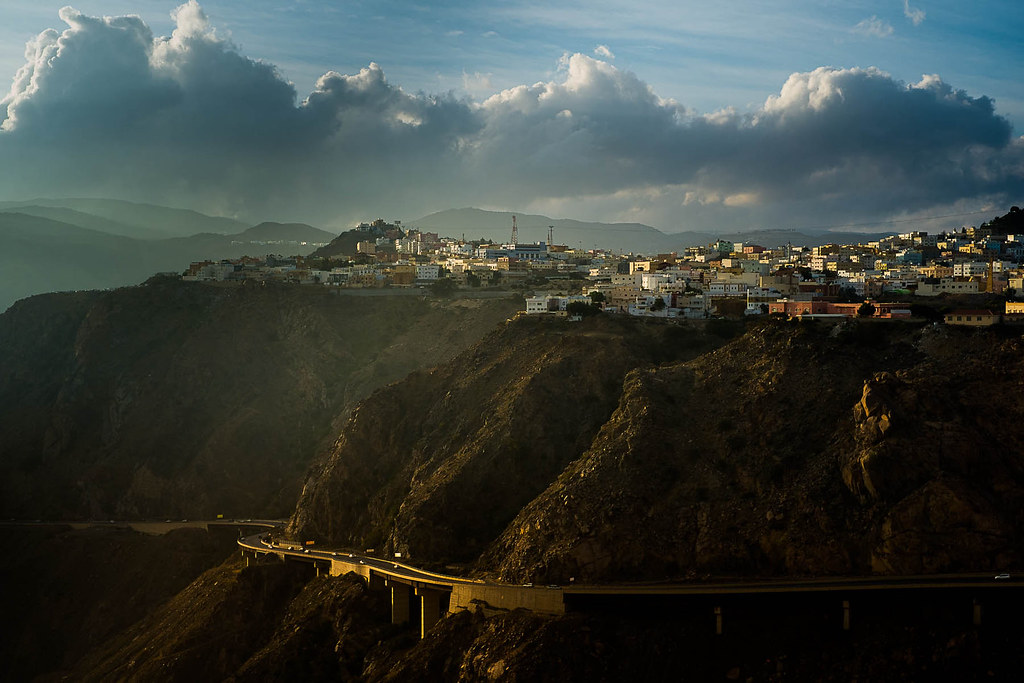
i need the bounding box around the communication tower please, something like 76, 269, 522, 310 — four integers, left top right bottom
511, 215, 518, 245
548, 225, 554, 244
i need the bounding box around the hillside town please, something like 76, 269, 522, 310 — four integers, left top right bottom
183, 210, 1024, 326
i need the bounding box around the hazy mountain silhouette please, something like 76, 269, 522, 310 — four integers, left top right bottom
0, 207, 335, 312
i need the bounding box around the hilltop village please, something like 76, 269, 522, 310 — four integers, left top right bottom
184, 209, 1024, 325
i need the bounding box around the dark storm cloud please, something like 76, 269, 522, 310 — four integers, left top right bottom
473, 59, 1021, 212
0, 3, 1020, 228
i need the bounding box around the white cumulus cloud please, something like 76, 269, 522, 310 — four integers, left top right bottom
594, 45, 614, 59
0, 4, 1019, 233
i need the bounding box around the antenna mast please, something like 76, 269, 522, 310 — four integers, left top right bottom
511, 215, 518, 245
548, 225, 554, 244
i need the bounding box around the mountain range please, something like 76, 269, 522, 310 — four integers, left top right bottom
0, 200, 338, 312
2, 198, 907, 313
410, 207, 900, 253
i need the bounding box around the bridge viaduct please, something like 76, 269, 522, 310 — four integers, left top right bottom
238, 531, 1022, 641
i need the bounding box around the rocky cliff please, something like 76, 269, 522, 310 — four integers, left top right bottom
0, 278, 520, 519
288, 315, 730, 563
291, 317, 1024, 582
487, 320, 1024, 581
15, 316, 1024, 682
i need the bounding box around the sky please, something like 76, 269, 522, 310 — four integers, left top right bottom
0, 0, 1022, 234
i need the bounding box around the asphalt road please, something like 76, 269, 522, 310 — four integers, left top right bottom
239, 532, 483, 586
239, 531, 1021, 596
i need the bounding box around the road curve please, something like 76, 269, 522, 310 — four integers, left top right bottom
239, 531, 1021, 597
239, 532, 484, 586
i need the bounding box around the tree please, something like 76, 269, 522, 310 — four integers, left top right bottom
466, 272, 481, 288
650, 297, 666, 311
588, 291, 606, 304
857, 301, 876, 317
837, 286, 858, 303
566, 301, 601, 317
429, 278, 457, 297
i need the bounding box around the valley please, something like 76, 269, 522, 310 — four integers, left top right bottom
4, 293, 1024, 679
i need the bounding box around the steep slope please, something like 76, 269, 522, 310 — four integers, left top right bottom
55, 556, 1024, 682
485, 320, 1024, 582
61, 557, 396, 683
0, 279, 520, 519
0, 525, 237, 681
288, 315, 731, 563
307, 229, 367, 259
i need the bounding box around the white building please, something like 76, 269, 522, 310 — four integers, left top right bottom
525, 296, 553, 314
416, 264, 440, 280
953, 262, 989, 278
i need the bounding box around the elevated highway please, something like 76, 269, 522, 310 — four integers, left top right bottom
239, 532, 1022, 639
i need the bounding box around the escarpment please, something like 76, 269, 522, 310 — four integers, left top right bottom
288, 316, 726, 562
293, 318, 1024, 583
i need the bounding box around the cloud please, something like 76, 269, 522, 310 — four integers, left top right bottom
0, 4, 1020, 234
853, 16, 894, 38
594, 44, 614, 59
462, 70, 493, 95
903, 1, 926, 26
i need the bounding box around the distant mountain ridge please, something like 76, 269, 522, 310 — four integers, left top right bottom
240, 222, 337, 243
0, 203, 336, 311
412, 207, 898, 253
0, 205, 151, 239
0, 198, 247, 238
412, 208, 674, 253
1, 198, 906, 311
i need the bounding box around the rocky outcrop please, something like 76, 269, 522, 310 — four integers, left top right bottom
288, 316, 1024, 583
288, 315, 728, 563
484, 321, 1024, 582
837, 333, 1024, 574
870, 478, 1016, 574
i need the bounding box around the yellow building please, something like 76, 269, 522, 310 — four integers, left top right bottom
1006, 302, 1024, 315
944, 310, 1000, 326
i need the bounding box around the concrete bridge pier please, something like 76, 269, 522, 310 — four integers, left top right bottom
389, 580, 411, 625
415, 586, 445, 637
242, 549, 260, 568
